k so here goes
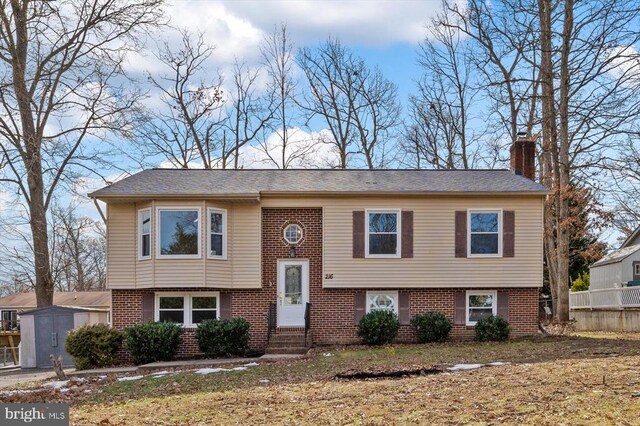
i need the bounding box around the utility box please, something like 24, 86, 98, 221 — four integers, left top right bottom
18, 305, 109, 369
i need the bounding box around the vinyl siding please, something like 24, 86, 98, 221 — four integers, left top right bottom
108, 200, 260, 289
229, 203, 261, 288
107, 203, 136, 288
590, 253, 640, 290
108, 194, 543, 290
261, 195, 544, 289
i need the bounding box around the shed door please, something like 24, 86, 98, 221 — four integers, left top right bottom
36, 314, 53, 368
55, 313, 76, 366
35, 312, 76, 368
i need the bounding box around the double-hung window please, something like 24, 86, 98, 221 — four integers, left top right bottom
366, 291, 399, 314
155, 292, 219, 327
157, 207, 200, 258
138, 209, 151, 259
466, 291, 497, 325
366, 210, 401, 257
468, 210, 501, 256
208, 208, 227, 259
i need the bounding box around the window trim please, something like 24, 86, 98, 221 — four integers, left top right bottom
283, 223, 303, 245
154, 292, 220, 327
365, 209, 402, 258
467, 209, 503, 258
466, 290, 497, 326
207, 208, 227, 260
155, 206, 202, 259
366, 290, 399, 314
138, 208, 152, 260
634, 263, 640, 276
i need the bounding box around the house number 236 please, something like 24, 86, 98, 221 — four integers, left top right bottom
325, 273, 334, 280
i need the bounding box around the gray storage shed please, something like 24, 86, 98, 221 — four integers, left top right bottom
19, 305, 109, 368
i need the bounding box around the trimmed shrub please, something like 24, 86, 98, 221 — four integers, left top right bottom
411, 312, 452, 343
195, 318, 250, 358
475, 315, 510, 342
125, 322, 183, 365
357, 310, 400, 346
65, 324, 123, 370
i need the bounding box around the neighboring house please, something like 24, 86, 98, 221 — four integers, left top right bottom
89, 137, 548, 356
570, 227, 640, 331
0, 291, 111, 349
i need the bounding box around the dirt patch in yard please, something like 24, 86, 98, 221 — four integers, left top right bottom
335, 367, 442, 380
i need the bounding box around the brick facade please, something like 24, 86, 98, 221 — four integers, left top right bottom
111, 207, 539, 359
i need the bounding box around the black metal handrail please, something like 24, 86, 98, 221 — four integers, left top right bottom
266, 302, 277, 341
304, 302, 311, 343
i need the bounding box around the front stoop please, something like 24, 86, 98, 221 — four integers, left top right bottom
266, 330, 312, 355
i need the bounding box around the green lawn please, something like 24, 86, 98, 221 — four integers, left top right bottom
67, 333, 640, 425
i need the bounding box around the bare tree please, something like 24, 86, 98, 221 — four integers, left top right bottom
0, 204, 106, 294
298, 39, 400, 169
258, 24, 313, 168
0, 0, 162, 306
404, 8, 482, 169
220, 61, 275, 169
141, 30, 225, 169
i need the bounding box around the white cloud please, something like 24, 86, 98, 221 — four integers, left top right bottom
240, 128, 340, 168
221, 0, 440, 46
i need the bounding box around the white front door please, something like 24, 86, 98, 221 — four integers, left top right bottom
277, 260, 309, 327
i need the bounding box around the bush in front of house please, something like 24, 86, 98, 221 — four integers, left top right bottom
357, 310, 400, 346
124, 321, 183, 365
571, 272, 590, 292
195, 318, 250, 357
411, 312, 452, 343
65, 324, 123, 370
475, 315, 510, 342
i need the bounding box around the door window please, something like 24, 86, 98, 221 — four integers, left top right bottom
284, 265, 303, 305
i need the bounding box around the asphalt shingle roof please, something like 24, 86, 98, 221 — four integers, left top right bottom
0, 291, 111, 309
592, 245, 640, 267
89, 169, 550, 199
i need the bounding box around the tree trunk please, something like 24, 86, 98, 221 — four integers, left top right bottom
555, 0, 574, 321
10, 0, 54, 307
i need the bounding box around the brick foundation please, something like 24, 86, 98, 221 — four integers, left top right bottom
111, 207, 540, 360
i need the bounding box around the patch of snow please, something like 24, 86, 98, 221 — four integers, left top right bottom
447, 362, 512, 372
118, 375, 144, 382
323, 352, 334, 357
43, 380, 69, 389
231, 366, 247, 371
242, 362, 259, 367
149, 370, 172, 376
195, 368, 229, 375
447, 364, 484, 371
259, 379, 270, 384
0, 389, 35, 396
97, 375, 108, 380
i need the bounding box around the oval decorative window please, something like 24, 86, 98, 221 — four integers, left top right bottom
284, 224, 303, 244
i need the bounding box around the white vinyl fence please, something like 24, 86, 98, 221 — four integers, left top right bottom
570, 287, 640, 309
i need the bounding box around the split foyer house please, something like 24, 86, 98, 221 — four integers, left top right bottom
89, 137, 547, 356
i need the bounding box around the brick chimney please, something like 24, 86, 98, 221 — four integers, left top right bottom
510, 133, 536, 180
